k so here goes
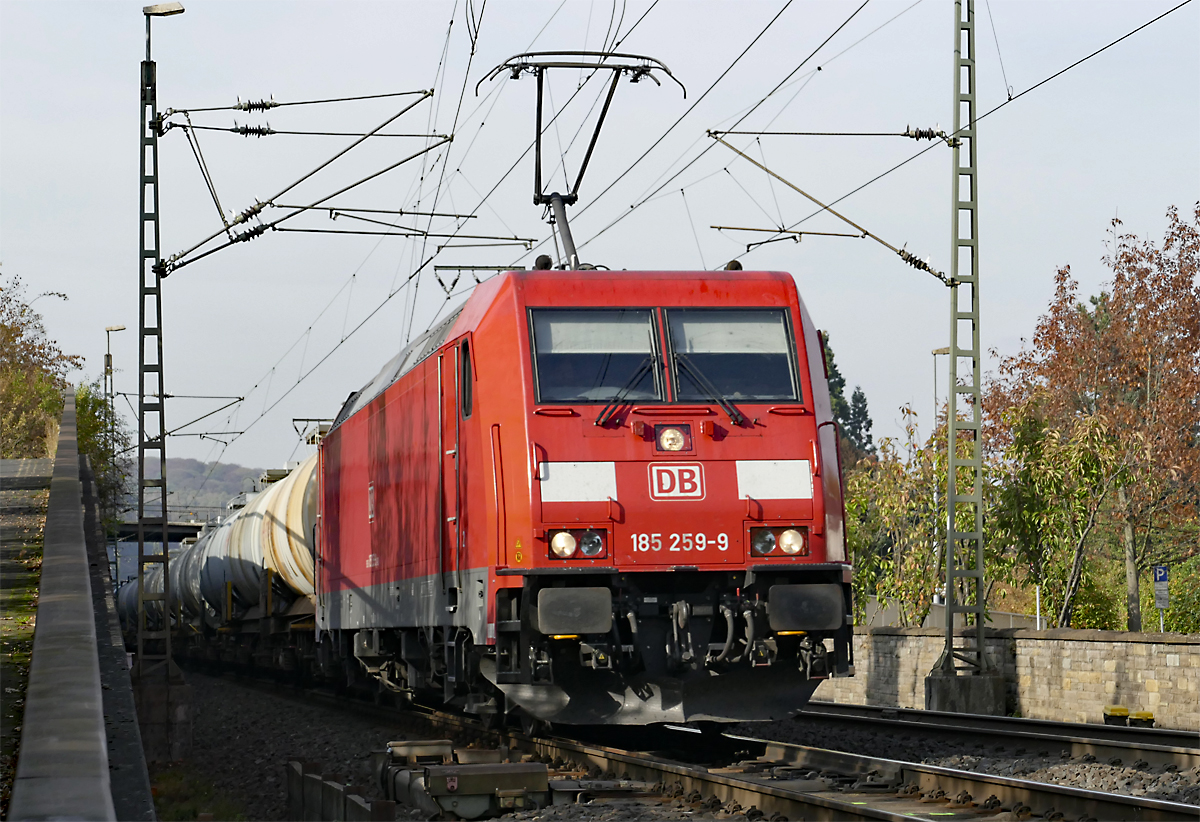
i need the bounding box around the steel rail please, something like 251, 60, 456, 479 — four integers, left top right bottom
799, 702, 1200, 770
201, 670, 1197, 821
740, 736, 1199, 822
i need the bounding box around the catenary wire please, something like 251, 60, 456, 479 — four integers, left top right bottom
175, 0, 663, 478
503, 0, 871, 267
407, 0, 489, 343
679, 189, 707, 269
983, 0, 1013, 99
730, 0, 1195, 263
184, 125, 444, 138
168, 89, 430, 114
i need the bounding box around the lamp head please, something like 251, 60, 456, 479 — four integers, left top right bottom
106, 325, 127, 333
143, 2, 184, 16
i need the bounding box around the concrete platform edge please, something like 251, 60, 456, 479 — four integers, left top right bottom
9, 394, 117, 822
81, 455, 156, 821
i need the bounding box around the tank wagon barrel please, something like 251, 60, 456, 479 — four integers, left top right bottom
117, 452, 320, 644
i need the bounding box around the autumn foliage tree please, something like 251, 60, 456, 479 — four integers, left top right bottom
988, 205, 1200, 629
1, 269, 80, 457
821, 331, 875, 465
844, 407, 941, 626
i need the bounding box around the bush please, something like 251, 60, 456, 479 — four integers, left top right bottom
1070, 558, 1124, 630
75, 380, 132, 527
1, 270, 78, 457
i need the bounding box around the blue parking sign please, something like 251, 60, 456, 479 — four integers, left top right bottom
1153, 566, 1169, 612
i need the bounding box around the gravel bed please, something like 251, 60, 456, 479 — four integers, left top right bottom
187, 672, 754, 820
183, 670, 426, 820
733, 715, 1200, 806
501, 799, 755, 821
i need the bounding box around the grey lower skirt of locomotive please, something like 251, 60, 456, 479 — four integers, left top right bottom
426, 565, 855, 725
502, 565, 851, 677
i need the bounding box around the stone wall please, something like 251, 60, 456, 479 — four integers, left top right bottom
812, 627, 1200, 731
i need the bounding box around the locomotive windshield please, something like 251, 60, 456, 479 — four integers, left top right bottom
667, 308, 799, 401
531, 309, 661, 402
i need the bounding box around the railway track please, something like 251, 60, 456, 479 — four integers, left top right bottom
218, 672, 1199, 821
798, 702, 1200, 772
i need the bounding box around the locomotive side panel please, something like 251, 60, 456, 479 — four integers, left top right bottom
320, 359, 445, 629
797, 299, 847, 562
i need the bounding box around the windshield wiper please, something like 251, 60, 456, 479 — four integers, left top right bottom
595, 354, 656, 427
675, 353, 745, 426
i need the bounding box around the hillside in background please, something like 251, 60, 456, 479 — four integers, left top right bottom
162, 458, 265, 516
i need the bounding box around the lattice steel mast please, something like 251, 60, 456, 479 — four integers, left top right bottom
936, 0, 989, 675
135, 7, 178, 687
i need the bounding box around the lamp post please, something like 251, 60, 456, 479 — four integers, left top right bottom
105, 324, 127, 448
105, 324, 126, 583
931, 346, 950, 616
136, 1, 186, 764
144, 2, 184, 60
932, 346, 950, 428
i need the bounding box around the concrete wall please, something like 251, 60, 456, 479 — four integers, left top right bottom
813, 627, 1200, 731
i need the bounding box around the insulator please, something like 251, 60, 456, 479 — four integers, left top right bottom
234, 97, 279, 112
898, 248, 931, 272
232, 123, 275, 138
232, 224, 268, 244
232, 202, 265, 225
903, 126, 941, 141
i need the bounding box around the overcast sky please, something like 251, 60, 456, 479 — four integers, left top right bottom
3, 0, 1197, 481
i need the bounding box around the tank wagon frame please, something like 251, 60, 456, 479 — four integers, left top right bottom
136, 269, 854, 726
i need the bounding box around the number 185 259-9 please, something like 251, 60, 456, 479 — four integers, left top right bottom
630, 533, 729, 552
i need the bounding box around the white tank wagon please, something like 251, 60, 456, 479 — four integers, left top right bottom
116, 557, 170, 639
117, 453, 319, 649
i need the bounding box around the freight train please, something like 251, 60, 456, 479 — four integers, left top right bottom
120, 266, 854, 726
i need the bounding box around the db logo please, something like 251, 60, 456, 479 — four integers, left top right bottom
648, 463, 705, 500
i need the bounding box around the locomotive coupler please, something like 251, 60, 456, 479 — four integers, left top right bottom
705, 602, 737, 668
666, 601, 695, 673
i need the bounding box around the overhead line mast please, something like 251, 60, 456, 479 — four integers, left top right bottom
929, 0, 998, 710
136, 0, 187, 763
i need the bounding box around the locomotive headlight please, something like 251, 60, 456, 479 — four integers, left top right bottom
750, 528, 777, 556
550, 531, 577, 558
658, 426, 686, 451
579, 530, 605, 557
779, 528, 806, 555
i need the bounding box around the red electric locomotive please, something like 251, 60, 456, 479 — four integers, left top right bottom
318, 267, 854, 725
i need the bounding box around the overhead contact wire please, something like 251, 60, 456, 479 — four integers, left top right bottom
733, 0, 1195, 263
572, 0, 873, 254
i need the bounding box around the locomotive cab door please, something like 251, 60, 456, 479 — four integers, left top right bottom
439, 341, 466, 606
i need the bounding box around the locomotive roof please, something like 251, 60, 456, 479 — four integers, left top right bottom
328, 269, 798, 431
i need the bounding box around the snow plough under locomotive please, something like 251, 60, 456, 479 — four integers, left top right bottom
121, 267, 854, 725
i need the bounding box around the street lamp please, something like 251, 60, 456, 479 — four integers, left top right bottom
104, 325, 126, 586
144, 3, 185, 63
931, 346, 950, 616
105, 324, 126, 400
931, 346, 950, 428
135, 2, 186, 745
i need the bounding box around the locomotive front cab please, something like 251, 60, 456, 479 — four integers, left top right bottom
487, 270, 854, 724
